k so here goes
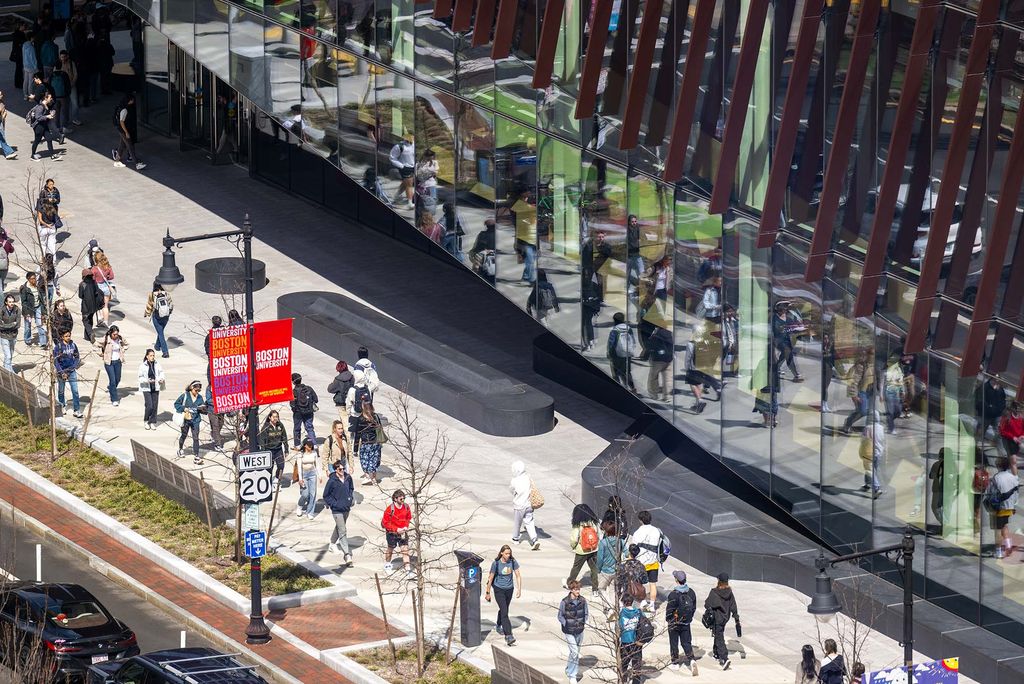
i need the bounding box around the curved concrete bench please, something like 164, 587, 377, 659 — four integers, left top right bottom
278, 291, 555, 437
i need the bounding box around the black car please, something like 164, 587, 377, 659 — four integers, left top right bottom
0, 582, 140, 682
87, 648, 268, 683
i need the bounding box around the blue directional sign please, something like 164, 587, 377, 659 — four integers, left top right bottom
244, 530, 267, 558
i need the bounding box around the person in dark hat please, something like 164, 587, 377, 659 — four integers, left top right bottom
665, 569, 698, 675
704, 572, 740, 670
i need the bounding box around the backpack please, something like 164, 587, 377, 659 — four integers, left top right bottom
113, 104, 126, 129
668, 589, 696, 625
613, 327, 635, 358
480, 250, 496, 277
539, 286, 557, 311
25, 107, 38, 127
657, 532, 671, 563
700, 606, 715, 630
622, 559, 648, 601
983, 479, 1016, 513
353, 385, 372, 412
154, 292, 171, 318
294, 384, 316, 414
579, 524, 598, 553
635, 613, 654, 645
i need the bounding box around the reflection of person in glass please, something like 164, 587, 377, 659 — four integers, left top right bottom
215, 92, 237, 158
998, 402, 1024, 470
991, 457, 1018, 559
882, 355, 904, 434
685, 337, 721, 413
975, 376, 1006, 446
582, 229, 611, 301
859, 413, 885, 499
389, 138, 416, 208
468, 218, 496, 284
362, 167, 392, 206
626, 214, 644, 298
511, 186, 537, 283
840, 350, 874, 434
607, 312, 636, 392
646, 326, 672, 402
415, 148, 439, 201
581, 273, 601, 352
819, 326, 835, 413
722, 304, 739, 377
527, 269, 560, 321
771, 301, 804, 382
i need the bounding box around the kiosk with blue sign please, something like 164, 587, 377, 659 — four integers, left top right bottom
455, 549, 484, 646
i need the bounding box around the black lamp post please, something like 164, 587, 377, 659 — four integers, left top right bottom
155, 215, 271, 646
807, 527, 916, 683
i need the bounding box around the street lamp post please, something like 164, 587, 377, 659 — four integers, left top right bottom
807, 527, 915, 683
155, 215, 271, 646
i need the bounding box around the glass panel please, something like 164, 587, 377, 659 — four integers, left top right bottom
336, 50, 380, 187
299, 42, 339, 159
142, 25, 171, 133
195, 0, 230, 80
161, 0, 195, 54
414, 6, 454, 90
494, 117, 538, 309
413, 82, 456, 249
266, 0, 300, 26
375, 63, 417, 222
456, 102, 497, 285
264, 22, 303, 143
229, 6, 268, 110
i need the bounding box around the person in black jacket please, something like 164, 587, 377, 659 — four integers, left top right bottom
76, 268, 103, 342
557, 580, 588, 683
327, 360, 354, 421
704, 573, 740, 670
666, 570, 698, 675
975, 376, 1007, 443
289, 372, 319, 449
322, 460, 354, 566
817, 638, 846, 684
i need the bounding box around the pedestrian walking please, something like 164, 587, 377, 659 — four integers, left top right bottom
703, 572, 740, 670
95, 325, 127, 405
174, 380, 205, 465
21, 35, 38, 96
289, 372, 318, 448
294, 439, 320, 518
509, 460, 540, 550
381, 489, 414, 577
58, 50, 80, 126
53, 329, 83, 417
631, 510, 666, 611
203, 386, 225, 451
0, 227, 13, 291
595, 517, 624, 611
607, 312, 636, 392
144, 281, 173, 358
989, 456, 1019, 559
49, 298, 72, 339
389, 138, 416, 208
860, 412, 885, 499
353, 401, 383, 485
666, 570, 698, 675
563, 504, 599, 592
327, 360, 354, 420
817, 638, 845, 684
353, 345, 380, 389
27, 92, 60, 161
0, 91, 18, 159
19, 272, 45, 347
90, 249, 114, 326
0, 295, 20, 372
37, 203, 57, 256
346, 368, 373, 447
323, 459, 354, 566
485, 544, 521, 646
322, 419, 351, 474
795, 644, 819, 683
49, 55, 71, 141
10, 25, 27, 96
557, 580, 587, 684
617, 594, 644, 684
527, 269, 560, 320
850, 662, 865, 684
76, 267, 103, 343
113, 93, 146, 170
258, 410, 288, 484
137, 349, 164, 430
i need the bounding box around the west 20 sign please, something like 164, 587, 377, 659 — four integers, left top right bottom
209, 319, 294, 414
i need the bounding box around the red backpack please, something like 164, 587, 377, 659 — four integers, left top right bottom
579, 524, 599, 553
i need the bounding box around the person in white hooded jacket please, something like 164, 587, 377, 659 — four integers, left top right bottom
510, 460, 540, 550
353, 345, 381, 393
136, 348, 165, 430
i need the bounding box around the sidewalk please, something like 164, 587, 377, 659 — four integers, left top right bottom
0, 67, 975, 682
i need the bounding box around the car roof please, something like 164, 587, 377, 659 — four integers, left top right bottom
137, 649, 267, 683
8, 582, 96, 602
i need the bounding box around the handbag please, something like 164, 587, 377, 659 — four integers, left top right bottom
292, 460, 301, 483
172, 411, 184, 427
528, 479, 545, 509
375, 424, 389, 444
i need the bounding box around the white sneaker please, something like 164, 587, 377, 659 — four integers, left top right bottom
176, 449, 184, 458
383, 561, 394, 572
821, 401, 833, 413
327, 542, 339, 553
4, 153, 16, 160
135, 162, 147, 170
73, 411, 84, 419
149, 422, 157, 430
531, 541, 541, 550
113, 161, 126, 168
405, 569, 416, 579
112, 400, 119, 407
669, 663, 681, 671
567, 677, 577, 684
295, 506, 303, 517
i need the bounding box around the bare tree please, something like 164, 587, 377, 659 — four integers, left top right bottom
813, 570, 888, 676
376, 389, 473, 677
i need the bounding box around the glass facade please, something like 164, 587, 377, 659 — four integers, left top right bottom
127, 0, 1024, 646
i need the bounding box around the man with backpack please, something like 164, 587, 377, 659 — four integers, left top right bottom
665, 570, 698, 675
353, 345, 380, 392
113, 93, 146, 170
631, 510, 668, 611
607, 312, 636, 392
557, 580, 588, 684
289, 372, 318, 449
26, 92, 60, 161
988, 457, 1019, 559
345, 368, 373, 449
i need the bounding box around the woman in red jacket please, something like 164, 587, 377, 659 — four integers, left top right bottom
382, 489, 413, 578
999, 403, 1024, 471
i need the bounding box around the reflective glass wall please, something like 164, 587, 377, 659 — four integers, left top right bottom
128, 0, 1024, 646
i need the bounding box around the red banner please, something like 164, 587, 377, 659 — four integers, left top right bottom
209, 324, 251, 414
253, 319, 294, 406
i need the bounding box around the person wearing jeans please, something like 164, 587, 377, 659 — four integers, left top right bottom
557, 581, 587, 683
96, 325, 127, 405
0, 295, 19, 371
144, 283, 172, 358
53, 330, 83, 418
485, 544, 521, 646
323, 460, 354, 566
137, 349, 164, 430
174, 380, 205, 465
294, 439, 320, 518
19, 272, 44, 347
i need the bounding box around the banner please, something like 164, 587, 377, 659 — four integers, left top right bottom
866, 658, 958, 684
253, 319, 294, 406
209, 324, 251, 414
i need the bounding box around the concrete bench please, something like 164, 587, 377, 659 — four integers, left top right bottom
278, 291, 555, 437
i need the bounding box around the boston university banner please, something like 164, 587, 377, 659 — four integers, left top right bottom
209, 319, 293, 413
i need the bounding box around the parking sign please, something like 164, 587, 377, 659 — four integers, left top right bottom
244, 530, 267, 558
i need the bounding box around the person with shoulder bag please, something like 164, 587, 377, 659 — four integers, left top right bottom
666, 570, 698, 675
94, 324, 127, 406
144, 281, 173, 358
174, 380, 205, 465
564, 504, 600, 593
353, 401, 383, 485
0, 294, 19, 372
817, 638, 845, 684
327, 360, 354, 421
509, 460, 541, 550
704, 573, 740, 670
323, 419, 351, 475
259, 410, 288, 484
294, 439, 320, 519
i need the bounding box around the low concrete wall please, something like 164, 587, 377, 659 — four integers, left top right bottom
279, 291, 555, 437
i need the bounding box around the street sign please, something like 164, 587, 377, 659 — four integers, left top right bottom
239, 470, 273, 503
242, 503, 261, 531
244, 530, 267, 558
238, 451, 273, 472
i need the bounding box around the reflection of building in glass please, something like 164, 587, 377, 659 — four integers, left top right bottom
129, 0, 1024, 648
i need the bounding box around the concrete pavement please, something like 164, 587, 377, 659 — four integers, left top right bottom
0, 64, 979, 683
